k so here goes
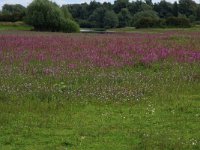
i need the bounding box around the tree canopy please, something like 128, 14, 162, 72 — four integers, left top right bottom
1, 0, 200, 29
25, 0, 79, 32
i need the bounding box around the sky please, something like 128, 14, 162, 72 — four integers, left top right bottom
0, 0, 199, 10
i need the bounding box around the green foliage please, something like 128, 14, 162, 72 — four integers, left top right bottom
77, 19, 94, 28
118, 8, 132, 27
141, 3, 153, 11
132, 10, 159, 26
0, 13, 24, 22
104, 10, 119, 28
172, 2, 179, 17
134, 17, 165, 29
179, 0, 197, 17
61, 5, 73, 20
166, 17, 191, 27
0, 4, 26, 22
25, 0, 79, 32
60, 19, 80, 33
88, 8, 118, 29
153, 1, 173, 18
113, 0, 129, 13
89, 7, 106, 28
196, 6, 200, 21
2, 4, 26, 14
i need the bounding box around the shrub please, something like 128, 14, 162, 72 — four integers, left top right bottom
78, 19, 95, 28
60, 19, 80, 33
0, 13, 25, 22
134, 17, 165, 28
132, 10, 159, 26
166, 17, 191, 28
26, 0, 79, 32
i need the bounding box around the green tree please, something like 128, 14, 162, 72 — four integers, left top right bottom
154, 1, 173, 18
118, 8, 132, 27
114, 0, 129, 13
196, 5, 200, 21
104, 10, 119, 28
179, 0, 197, 17
1, 4, 26, 21
26, 0, 79, 32
132, 10, 159, 26
88, 1, 101, 15
89, 7, 106, 28
128, 1, 143, 15
173, 2, 179, 17
61, 5, 73, 20
2, 4, 26, 14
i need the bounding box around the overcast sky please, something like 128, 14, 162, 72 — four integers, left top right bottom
0, 0, 199, 10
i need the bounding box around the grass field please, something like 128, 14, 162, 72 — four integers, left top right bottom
108, 26, 200, 33
0, 22, 33, 31
0, 30, 200, 150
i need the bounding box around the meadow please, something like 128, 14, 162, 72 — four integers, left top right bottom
0, 30, 200, 150
0, 22, 33, 31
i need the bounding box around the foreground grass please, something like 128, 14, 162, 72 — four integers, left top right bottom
0, 95, 199, 150
0, 63, 200, 150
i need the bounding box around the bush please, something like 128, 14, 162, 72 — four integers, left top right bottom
78, 19, 95, 28
134, 17, 165, 28
166, 17, 191, 28
0, 13, 25, 22
26, 0, 79, 32
132, 10, 159, 27
60, 19, 80, 33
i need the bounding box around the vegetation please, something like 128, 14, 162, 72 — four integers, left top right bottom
1, 0, 200, 29
0, 30, 200, 149
0, 1, 200, 149
66, 0, 200, 28
166, 17, 191, 28
25, 0, 79, 32
0, 22, 33, 31
0, 4, 26, 22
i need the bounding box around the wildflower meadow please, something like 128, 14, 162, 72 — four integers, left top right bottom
0, 30, 200, 149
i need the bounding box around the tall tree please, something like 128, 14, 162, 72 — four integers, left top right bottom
196, 5, 200, 21
89, 7, 106, 28
173, 2, 179, 17
154, 0, 173, 18
113, 0, 129, 13
179, 0, 197, 17
104, 10, 119, 28
2, 4, 26, 14
118, 8, 132, 27
61, 5, 72, 20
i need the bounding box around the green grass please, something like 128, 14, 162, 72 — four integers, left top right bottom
0, 30, 200, 149
108, 25, 200, 33
0, 63, 200, 150
0, 25, 33, 31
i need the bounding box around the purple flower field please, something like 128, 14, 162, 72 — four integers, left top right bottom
0, 31, 199, 72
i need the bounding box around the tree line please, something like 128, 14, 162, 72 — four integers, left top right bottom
0, 0, 79, 32
0, 0, 200, 30
67, 0, 200, 28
